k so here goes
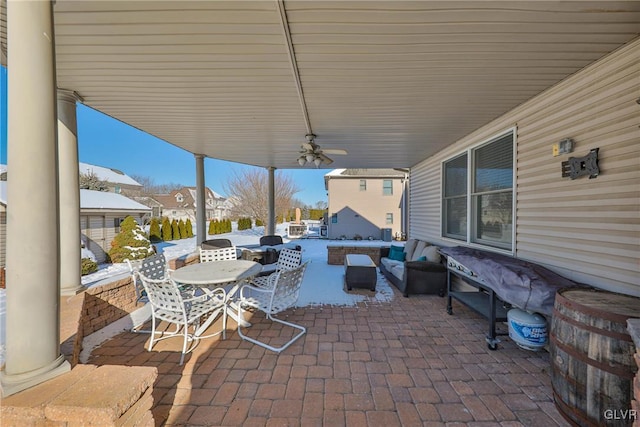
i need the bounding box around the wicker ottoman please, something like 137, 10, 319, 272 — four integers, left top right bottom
344, 254, 377, 291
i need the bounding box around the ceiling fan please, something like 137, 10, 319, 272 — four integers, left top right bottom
297, 134, 348, 167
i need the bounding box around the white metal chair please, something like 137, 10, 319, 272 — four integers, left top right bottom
199, 246, 238, 263
137, 272, 227, 365
251, 247, 302, 289
237, 262, 308, 352
126, 252, 171, 303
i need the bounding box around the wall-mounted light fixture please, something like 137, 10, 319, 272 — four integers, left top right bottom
553, 138, 574, 157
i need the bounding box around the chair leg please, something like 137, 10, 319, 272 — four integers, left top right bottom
237, 306, 306, 353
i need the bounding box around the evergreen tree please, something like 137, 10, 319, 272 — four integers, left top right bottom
108, 216, 154, 263
149, 217, 162, 242
162, 217, 172, 241
171, 219, 180, 240
185, 218, 193, 237
178, 219, 187, 239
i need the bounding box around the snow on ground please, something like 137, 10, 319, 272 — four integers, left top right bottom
83, 222, 396, 307
1, 222, 398, 366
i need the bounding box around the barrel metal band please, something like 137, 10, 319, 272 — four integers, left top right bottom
556, 291, 638, 324
553, 390, 596, 427
550, 334, 636, 379
552, 310, 632, 342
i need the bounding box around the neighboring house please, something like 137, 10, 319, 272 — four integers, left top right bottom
0, 182, 150, 266
79, 189, 151, 263
79, 162, 142, 196
152, 186, 227, 223
325, 169, 407, 240
131, 196, 164, 219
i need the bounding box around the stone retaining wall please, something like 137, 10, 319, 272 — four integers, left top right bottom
327, 245, 388, 266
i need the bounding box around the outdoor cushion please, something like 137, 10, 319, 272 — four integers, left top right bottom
389, 264, 404, 281
411, 241, 429, 261
403, 239, 418, 261
420, 245, 441, 263
388, 245, 406, 261
380, 257, 403, 271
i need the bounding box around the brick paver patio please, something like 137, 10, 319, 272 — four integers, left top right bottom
88, 288, 570, 426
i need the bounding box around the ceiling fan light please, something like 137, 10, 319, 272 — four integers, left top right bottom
298, 157, 306, 166
314, 157, 322, 167
306, 153, 314, 163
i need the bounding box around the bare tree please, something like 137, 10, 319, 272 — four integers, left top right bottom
224, 169, 301, 226
79, 171, 109, 191
130, 174, 183, 195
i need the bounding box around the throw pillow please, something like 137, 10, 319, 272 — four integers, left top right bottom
417, 256, 427, 261
388, 245, 406, 261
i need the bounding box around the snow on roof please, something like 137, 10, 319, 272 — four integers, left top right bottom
1, 183, 149, 211
0, 164, 6, 174
79, 162, 141, 187
80, 189, 151, 211
324, 168, 346, 177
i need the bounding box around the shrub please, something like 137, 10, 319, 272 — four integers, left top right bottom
178, 219, 186, 239
81, 257, 98, 275
161, 217, 172, 241
255, 218, 264, 227
171, 219, 180, 240
237, 217, 252, 231
149, 217, 162, 242
108, 216, 154, 263
185, 218, 193, 237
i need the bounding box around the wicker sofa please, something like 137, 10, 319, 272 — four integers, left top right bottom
379, 239, 447, 297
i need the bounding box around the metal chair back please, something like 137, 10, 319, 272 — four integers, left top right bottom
200, 246, 238, 263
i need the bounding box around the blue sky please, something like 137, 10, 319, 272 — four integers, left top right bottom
0, 66, 328, 206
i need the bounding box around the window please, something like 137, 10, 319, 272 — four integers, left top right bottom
443, 154, 468, 240
114, 217, 125, 231
386, 213, 393, 224
331, 213, 338, 223
175, 193, 183, 203
359, 179, 367, 191
442, 130, 514, 251
383, 179, 393, 196
114, 185, 121, 194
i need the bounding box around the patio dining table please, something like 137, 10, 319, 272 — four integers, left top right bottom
171, 259, 262, 333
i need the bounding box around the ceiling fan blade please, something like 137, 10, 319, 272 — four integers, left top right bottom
321, 148, 348, 155
319, 153, 334, 165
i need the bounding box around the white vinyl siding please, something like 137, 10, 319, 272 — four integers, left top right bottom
410, 38, 640, 297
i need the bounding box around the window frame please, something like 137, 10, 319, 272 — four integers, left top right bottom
382, 179, 393, 196
385, 213, 393, 224
359, 179, 367, 191
441, 128, 516, 253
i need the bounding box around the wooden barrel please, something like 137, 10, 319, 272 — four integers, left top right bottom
550, 288, 640, 427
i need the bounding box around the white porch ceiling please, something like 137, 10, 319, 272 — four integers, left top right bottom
2, 1, 639, 169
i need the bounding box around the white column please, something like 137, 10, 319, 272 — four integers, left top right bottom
1, 0, 71, 397
267, 167, 276, 235
195, 154, 206, 245
58, 89, 83, 295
